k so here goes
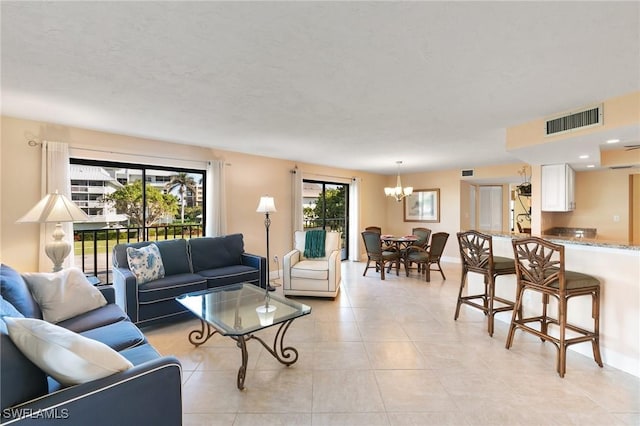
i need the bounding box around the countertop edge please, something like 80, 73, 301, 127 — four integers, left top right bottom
482, 231, 640, 251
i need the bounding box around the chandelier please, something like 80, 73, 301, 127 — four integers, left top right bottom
384, 161, 413, 202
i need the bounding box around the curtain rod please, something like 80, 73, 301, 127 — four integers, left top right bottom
302, 171, 354, 181
27, 139, 221, 165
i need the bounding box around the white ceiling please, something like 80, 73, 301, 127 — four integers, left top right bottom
1, 1, 639, 175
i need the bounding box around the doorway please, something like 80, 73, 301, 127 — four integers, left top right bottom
478, 185, 503, 231
302, 180, 348, 260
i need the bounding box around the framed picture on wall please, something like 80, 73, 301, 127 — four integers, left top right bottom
403, 188, 440, 222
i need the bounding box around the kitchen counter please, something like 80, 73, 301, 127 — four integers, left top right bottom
481, 230, 640, 251
478, 231, 640, 378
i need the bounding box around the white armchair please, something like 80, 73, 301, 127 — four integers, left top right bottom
283, 230, 342, 298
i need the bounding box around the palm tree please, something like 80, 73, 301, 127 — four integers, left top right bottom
165, 172, 198, 223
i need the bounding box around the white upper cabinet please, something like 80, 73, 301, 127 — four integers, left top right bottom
541, 164, 575, 212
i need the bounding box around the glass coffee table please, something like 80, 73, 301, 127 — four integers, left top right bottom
176, 283, 311, 390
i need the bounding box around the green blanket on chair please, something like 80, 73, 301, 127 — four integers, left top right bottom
304, 230, 326, 258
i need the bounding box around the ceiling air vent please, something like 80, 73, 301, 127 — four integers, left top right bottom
545, 104, 603, 136
461, 169, 474, 177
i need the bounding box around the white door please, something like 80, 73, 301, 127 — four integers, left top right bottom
478, 186, 503, 231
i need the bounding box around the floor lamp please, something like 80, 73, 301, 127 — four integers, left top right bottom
256, 196, 277, 293
17, 191, 89, 272
255, 195, 277, 325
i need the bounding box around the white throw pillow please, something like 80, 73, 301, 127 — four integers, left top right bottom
126, 244, 165, 284
22, 268, 107, 323
4, 317, 133, 386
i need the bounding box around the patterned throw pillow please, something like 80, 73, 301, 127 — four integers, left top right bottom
126, 244, 165, 285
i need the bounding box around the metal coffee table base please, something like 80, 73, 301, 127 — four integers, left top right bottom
188, 318, 300, 390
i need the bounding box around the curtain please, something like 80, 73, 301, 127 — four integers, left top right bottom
40, 141, 74, 271
205, 160, 227, 236
291, 166, 303, 240
349, 177, 361, 261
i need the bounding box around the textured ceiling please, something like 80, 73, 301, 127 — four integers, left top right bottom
2, 1, 639, 175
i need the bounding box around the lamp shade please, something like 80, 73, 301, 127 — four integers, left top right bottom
17, 192, 89, 223
256, 196, 277, 213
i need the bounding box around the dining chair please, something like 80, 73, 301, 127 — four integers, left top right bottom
412, 227, 432, 247
361, 230, 400, 280
364, 226, 393, 251
404, 232, 449, 282
506, 237, 602, 377
405, 227, 432, 271
454, 230, 517, 337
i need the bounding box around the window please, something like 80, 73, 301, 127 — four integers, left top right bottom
70, 159, 207, 284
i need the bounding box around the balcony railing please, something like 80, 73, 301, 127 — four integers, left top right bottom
74, 224, 203, 285
303, 218, 345, 232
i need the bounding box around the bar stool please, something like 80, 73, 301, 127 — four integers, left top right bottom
506, 237, 602, 377
454, 230, 517, 336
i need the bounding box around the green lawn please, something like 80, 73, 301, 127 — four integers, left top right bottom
73, 233, 197, 255
74, 239, 125, 255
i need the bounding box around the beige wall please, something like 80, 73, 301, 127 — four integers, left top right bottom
383, 168, 462, 261
541, 168, 636, 242
506, 91, 640, 150
0, 115, 384, 272
601, 147, 640, 168
2, 115, 636, 274
1, 116, 211, 270
219, 150, 388, 265
459, 181, 473, 231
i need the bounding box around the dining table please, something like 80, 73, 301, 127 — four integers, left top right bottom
381, 234, 419, 247
380, 235, 419, 261
380, 234, 425, 275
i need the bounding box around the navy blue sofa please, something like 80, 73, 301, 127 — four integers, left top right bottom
0, 264, 182, 426
112, 234, 266, 327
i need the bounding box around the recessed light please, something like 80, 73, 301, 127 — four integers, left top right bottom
587, 164, 595, 168
579, 155, 589, 159
606, 139, 620, 144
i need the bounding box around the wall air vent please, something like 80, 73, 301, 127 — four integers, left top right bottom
545, 104, 603, 136
461, 169, 474, 177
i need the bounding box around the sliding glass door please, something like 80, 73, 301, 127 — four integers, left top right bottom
303, 180, 348, 260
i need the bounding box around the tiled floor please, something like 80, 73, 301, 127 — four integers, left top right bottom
145, 261, 640, 426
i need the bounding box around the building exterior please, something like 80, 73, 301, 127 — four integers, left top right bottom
70, 164, 127, 229
70, 165, 203, 228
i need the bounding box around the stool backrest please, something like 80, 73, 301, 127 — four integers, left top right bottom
512, 237, 565, 291
456, 230, 496, 274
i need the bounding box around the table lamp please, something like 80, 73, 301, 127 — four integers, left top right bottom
17, 191, 89, 272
